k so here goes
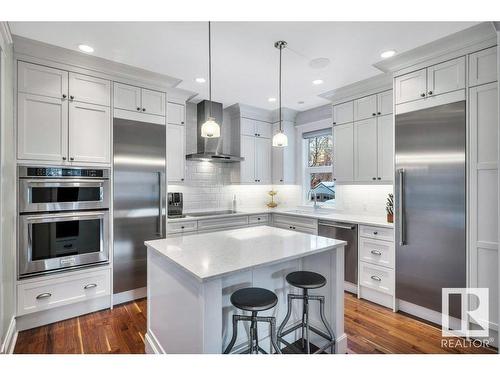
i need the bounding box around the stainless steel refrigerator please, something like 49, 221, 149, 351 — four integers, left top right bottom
113, 118, 166, 295
395, 101, 466, 317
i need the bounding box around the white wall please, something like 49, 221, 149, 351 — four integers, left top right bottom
0, 31, 15, 352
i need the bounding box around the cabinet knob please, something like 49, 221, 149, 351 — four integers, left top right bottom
372, 113, 376, 116
181, 178, 184, 181
70, 157, 74, 161
333, 178, 336, 181
69, 95, 75, 101
420, 93, 426, 97
373, 231, 378, 235
62, 94, 67, 99
372, 177, 376, 180
137, 107, 141, 111
181, 226, 185, 229
142, 108, 146, 112
62, 156, 67, 161
377, 112, 381, 115
181, 121, 184, 124
377, 177, 381, 180
257, 218, 261, 221
280, 179, 283, 182
428, 91, 433, 95
333, 122, 336, 125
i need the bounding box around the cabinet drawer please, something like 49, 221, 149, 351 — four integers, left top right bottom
167, 220, 198, 234
359, 225, 393, 241
359, 237, 394, 268
197, 215, 249, 231
249, 214, 269, 225
274, 222, 317, 235
272, 214, 317, 229
359, 262, 394, 295
17, 268, 110, 316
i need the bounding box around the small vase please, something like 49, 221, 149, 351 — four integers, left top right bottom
387, 213, 394, 223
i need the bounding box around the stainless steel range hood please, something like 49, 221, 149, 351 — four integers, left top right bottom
185, 100, 243, 162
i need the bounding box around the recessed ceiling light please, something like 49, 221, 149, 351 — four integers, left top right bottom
380, 50, 396, 59
195, 77, 206, 83
268, 97, 277, 102
312, 79, 324, 85
78, 44, 94, 53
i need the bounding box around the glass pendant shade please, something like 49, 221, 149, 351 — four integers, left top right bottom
272, 131, 288, 147
201, 117, 221, 138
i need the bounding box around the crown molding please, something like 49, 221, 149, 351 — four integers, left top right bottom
0, 22, 13, 51
374, 22, 497, 76
295, 104, 332, 126
12, 35, 187, 93
319, 72, 392, 105
225, 103, 297, 123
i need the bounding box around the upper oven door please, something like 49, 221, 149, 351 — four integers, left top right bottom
19, 179, 109, 213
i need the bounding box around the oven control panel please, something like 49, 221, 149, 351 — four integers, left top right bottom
24, 167, 105, 178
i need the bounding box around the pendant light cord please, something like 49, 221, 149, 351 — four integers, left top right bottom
279, 44, 282, 132
208, 21, 212, 119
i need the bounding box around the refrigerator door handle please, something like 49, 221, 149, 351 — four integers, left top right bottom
157, 172, 164, 237
398, 168, 405, 246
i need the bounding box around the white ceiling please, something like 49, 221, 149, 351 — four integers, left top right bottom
9, 21, 478, 111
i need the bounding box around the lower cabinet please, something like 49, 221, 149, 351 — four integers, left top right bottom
272, 214, 318, 235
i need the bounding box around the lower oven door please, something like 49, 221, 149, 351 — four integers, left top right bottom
19, 210, 109, 277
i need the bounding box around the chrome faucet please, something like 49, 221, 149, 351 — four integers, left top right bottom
308, 190, 319, 210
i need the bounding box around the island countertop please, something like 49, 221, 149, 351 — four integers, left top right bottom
145, 226, 346, 282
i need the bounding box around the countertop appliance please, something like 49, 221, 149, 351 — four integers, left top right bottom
318, 221, 358, 284
395, 101, 466, 318
18, 166, 110, 277
113, 118, 166, 296
167, 192, 183, 218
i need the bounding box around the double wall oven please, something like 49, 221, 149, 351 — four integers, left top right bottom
18, 166, 110, 278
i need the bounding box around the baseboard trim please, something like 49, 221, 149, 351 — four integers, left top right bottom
344, 281, 357, 294
145, 330, 164, 354
113, 287, 147, 306
0, 316, 17, 354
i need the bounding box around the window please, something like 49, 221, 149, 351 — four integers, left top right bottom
303, 129, 334, 204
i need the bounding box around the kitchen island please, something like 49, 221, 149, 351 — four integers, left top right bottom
144, 226, 346, 354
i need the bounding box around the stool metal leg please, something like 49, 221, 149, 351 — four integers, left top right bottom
303, 290, 310, 354
277, 293, 294, 349
224, 314, 240, 354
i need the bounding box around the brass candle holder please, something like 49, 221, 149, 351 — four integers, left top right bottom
267, 190, 278, 208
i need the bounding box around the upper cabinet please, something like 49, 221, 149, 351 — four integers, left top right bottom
272, 121, 296, 184
469, 47, 498, 87
240, 118, 272, 138
167, 102, 185, 125
377, 90, 393, 116
395, 56, 465, 105
113, 83, 166, 116
354, 91, 393, 121
333, 123, 354, 182
17, 62, 111, 165
166, 101, 186, 182
332, 101, 353, 125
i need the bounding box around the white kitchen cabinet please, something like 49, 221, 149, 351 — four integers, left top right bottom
272, 214, 318, 235
17, 93, 68, 162
354, 118, 378, 182
142, 89, 166, 116
354, 94, 377, 121
272, 121, 296, 184
332, 101, 353, 125
255, 120, 272, 139
426, 56, 465, 97
240, 135, 256, 183
376, 115, 394, 181
469, 47, 498, 87
377, 90, 393, 116
240, 118, 272, 138
394, 68, 427, 104
255, 137, 272, 183
333, 123, 354, 182
18, 61, 68, 99
167, 123, 186, 182
68, 102, 111, 163
113, 82, 142, 112
69, 72, 111, 107
167, 102, 185, 125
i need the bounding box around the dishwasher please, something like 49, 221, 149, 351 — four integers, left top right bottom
318, 221, 358, 284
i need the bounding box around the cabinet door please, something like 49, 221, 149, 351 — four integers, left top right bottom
272, 121, 296, 184
167, 102, 185, 125
354, 118, 378, 182
377, 115, 393, 181
354, 94, 377, 121
394, 68, 427, 104
69, 102, 110, 163
333, 123, 354, 182
142, 89, 166, 116
69, 73, 110, 106
240, 135, 256, 183
272, 123, 284, 183
18, 62, 68, 99
426, 56, 465, 97
332, 101, 353, 125
240, 118, 256, 136
255, 137, 271, 183
167, 124, 186, 182
255, 120, 272, 138
113, 83, 141, 112
377, 90, 393, 116
469, 47, 498, 87
17, 93, 68, 162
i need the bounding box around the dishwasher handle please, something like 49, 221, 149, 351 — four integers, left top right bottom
318, 222, 356, 230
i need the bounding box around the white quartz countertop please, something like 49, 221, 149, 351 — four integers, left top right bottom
167, 207, 393, 228
145, 226, 346, 282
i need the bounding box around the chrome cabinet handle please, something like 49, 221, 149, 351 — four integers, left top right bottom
36, 293, 52, 300
398, 168, 406, 245
319, 222, 356, 230
370, 276, 382, 282
84, 283, 97, 290
371, 250, 382, 255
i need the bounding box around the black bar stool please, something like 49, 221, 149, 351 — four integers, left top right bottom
224, 287, 282, 354
277, 271, 336, 354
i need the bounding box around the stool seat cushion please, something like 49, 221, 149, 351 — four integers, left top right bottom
286, 271, 326, 289
230, 287, 278, 312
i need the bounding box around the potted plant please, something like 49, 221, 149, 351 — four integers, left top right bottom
386, 193, 394, 223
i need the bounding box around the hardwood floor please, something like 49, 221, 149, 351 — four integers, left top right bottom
14, 293, 497, 354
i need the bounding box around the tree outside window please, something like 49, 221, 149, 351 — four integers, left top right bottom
303, 132, 334, 204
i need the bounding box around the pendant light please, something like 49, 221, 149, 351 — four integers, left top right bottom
201, 21, 221, 138
272, 40, 288, 147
